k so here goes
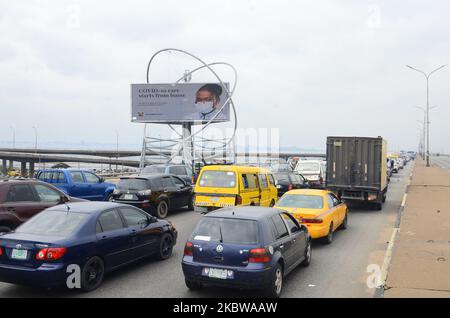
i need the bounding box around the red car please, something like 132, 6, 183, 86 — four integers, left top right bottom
0, 179, 84, 232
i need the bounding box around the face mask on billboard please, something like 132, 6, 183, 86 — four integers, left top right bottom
195, 101, 214, 113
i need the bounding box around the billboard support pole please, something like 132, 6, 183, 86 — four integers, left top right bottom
182, 122, 195, 179
137, 48, 238, 171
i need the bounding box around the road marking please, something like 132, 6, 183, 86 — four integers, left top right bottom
401, 193, 407, 207
374, 163, 414, 297
379, 228, 399, 288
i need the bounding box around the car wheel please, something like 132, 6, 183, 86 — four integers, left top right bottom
156, 200, 169, 219
0, 225, 13, 233
301, 240, 312, 267
185, 279, 203, 290
80, 256, 105, 292
324, 223, 333, 244
341, 212, 348, 230
265, 263, 283, 298
157, 233, 174, 260
106, 194, 114, 201
188, 195, 194, 210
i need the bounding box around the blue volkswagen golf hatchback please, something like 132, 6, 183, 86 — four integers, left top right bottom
181, 206, 311, 298
0, 202, 177, 291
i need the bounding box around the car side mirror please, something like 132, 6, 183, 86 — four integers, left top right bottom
99, 177, 105, 183
60, 195, 69, 203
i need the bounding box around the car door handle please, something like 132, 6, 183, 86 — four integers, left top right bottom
6, 207, 16, 212
280, 245, 284, 249
100, 235, 108, 240
130, 229, 137, 236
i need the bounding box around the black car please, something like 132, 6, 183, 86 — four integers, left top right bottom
182, 206, 312, 298
273, 171, 310, 197
140, 164, 194, 184
111, 174, 194, 219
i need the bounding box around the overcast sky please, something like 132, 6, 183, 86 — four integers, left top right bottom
1, 0, 449, 153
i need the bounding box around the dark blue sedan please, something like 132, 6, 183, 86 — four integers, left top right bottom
181, 206, 311, 298
0, 202, 177, 291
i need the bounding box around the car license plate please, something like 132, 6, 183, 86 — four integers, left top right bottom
203, 267, 234, 280
11, 249, 28, 260
209, 197, 219, 202
124, 194, 134, 200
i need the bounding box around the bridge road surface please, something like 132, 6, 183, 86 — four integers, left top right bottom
0, 164, 413, 298
431, 155, 450, 172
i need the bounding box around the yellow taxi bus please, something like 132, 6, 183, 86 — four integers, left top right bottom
193, 165, 278, 213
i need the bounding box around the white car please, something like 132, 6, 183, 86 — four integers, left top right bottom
295, 159, 326, 188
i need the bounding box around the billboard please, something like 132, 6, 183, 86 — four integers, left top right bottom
131, 83, 230, 123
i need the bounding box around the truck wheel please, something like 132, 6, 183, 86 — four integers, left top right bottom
374, 203, 383, 211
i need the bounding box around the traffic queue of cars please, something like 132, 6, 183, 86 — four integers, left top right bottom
0, 163, 346, 297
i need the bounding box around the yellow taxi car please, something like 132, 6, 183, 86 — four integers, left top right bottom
275, 189, 348, 243
193, 165, 278, 213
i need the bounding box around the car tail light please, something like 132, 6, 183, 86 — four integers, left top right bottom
300, 218, 323, 224
191, 176, 195, 184
0, 247, 3, 257
319, 177, 323, 184
235, 195, 242, 205
249, 248, 271, 263
184, 242, 193, 256
288, 184, 293, 191
36, 247, 67, 261
138, 189, 152, 196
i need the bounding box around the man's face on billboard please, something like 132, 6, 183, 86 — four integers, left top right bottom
196, 90, 218, 107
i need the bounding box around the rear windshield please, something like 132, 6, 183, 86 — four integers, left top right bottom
192, 217, 259, 245
277, 194, 323, 209
142, 166, 166, 174
117, 178, 149, 190
297, 162, 320, 172
274, 173, 289, 181
198, 170, 236, 188
16, 211, 88, 237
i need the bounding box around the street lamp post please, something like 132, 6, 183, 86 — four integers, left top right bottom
32, 126, 39, 172
414, 106, 437, 159
115, 130, 119, 172
10, 126, 15, 149
406, 64, 446, 167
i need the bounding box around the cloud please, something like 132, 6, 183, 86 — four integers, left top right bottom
0, 0, 449, 153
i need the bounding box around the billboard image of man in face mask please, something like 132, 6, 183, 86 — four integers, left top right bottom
194, 84, 224, 121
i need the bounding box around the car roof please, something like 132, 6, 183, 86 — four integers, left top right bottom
201, 165, 272, 174
144, 164, 184, 168
0, 178, 45, 186
123, 173, 176, 180
205, 206, 281, 220
283, 189, 329, 196
45, 201, 124, 214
